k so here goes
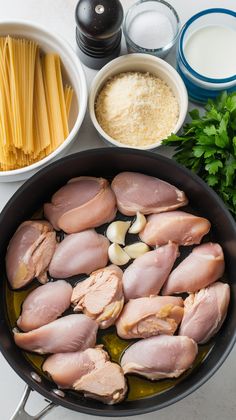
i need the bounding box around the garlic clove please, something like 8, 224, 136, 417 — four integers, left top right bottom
128, 212, 147, 234
124, 242, 150, 259
106, 221, 131, 245
108, 243, 130, 266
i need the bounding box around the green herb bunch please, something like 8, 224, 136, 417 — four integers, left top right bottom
163, 92, 236, 216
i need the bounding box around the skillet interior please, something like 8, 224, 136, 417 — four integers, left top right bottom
0, 148, 236, 416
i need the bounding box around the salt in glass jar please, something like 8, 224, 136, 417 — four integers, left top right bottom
123, 0, 180, 59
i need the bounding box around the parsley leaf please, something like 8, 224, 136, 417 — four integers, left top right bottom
205, 160, 223, 175
163, 92, 236, 216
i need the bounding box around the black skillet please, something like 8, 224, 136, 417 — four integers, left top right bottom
0, 148, 236, 419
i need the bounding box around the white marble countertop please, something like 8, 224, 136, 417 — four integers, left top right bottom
0, 0, 236, 419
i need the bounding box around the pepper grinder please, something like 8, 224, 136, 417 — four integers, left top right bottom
75, 0, 124, 70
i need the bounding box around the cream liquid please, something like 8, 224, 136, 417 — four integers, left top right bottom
184, 25, 236, 79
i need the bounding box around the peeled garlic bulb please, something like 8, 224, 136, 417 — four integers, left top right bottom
106, 221, 131, 245
124, 242, 150, 259
129, 212, 146, 234
108, 243, 130, 266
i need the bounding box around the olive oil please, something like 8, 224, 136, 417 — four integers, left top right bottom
99, 332, 134, 363
23, 352, 47, 377
5, 280, 38, 327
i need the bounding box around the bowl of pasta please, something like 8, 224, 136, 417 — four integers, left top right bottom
0, 21, 87, 182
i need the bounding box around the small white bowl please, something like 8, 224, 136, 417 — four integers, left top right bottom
89, 53, 188, 150
0, 21, 88, 182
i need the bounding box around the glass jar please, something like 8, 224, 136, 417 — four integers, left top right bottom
123, 0, 180, 59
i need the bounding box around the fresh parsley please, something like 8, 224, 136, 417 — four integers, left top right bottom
163, 92, 236, 216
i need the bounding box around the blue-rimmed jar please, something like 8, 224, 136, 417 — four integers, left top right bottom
177, 8, 236, 104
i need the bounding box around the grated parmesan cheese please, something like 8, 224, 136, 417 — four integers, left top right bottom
95, 72, 179, 147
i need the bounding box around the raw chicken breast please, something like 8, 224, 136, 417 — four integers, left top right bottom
139, 211, 211, 246
43, 347, 109, 388
162, 243, 225, 295
74, 360, 127, 405
179, 282, 230, 344
14, 314, 98, 354
49, 229, 109, 278
111, 172, 188, 216
43, 347, 127, 404
44, 177, 117, 233
17, 280, 72, 332
123, 243, 179, 301
121, 335, 198, 380
116, 296, 184, 339
72, 265, 124, 328
6, 221, 57, 289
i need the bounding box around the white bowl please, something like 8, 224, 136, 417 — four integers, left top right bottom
89, 53, 188, 150
0, 21, 87, 182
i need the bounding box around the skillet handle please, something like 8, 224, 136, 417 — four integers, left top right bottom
10, 385, 55, 420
